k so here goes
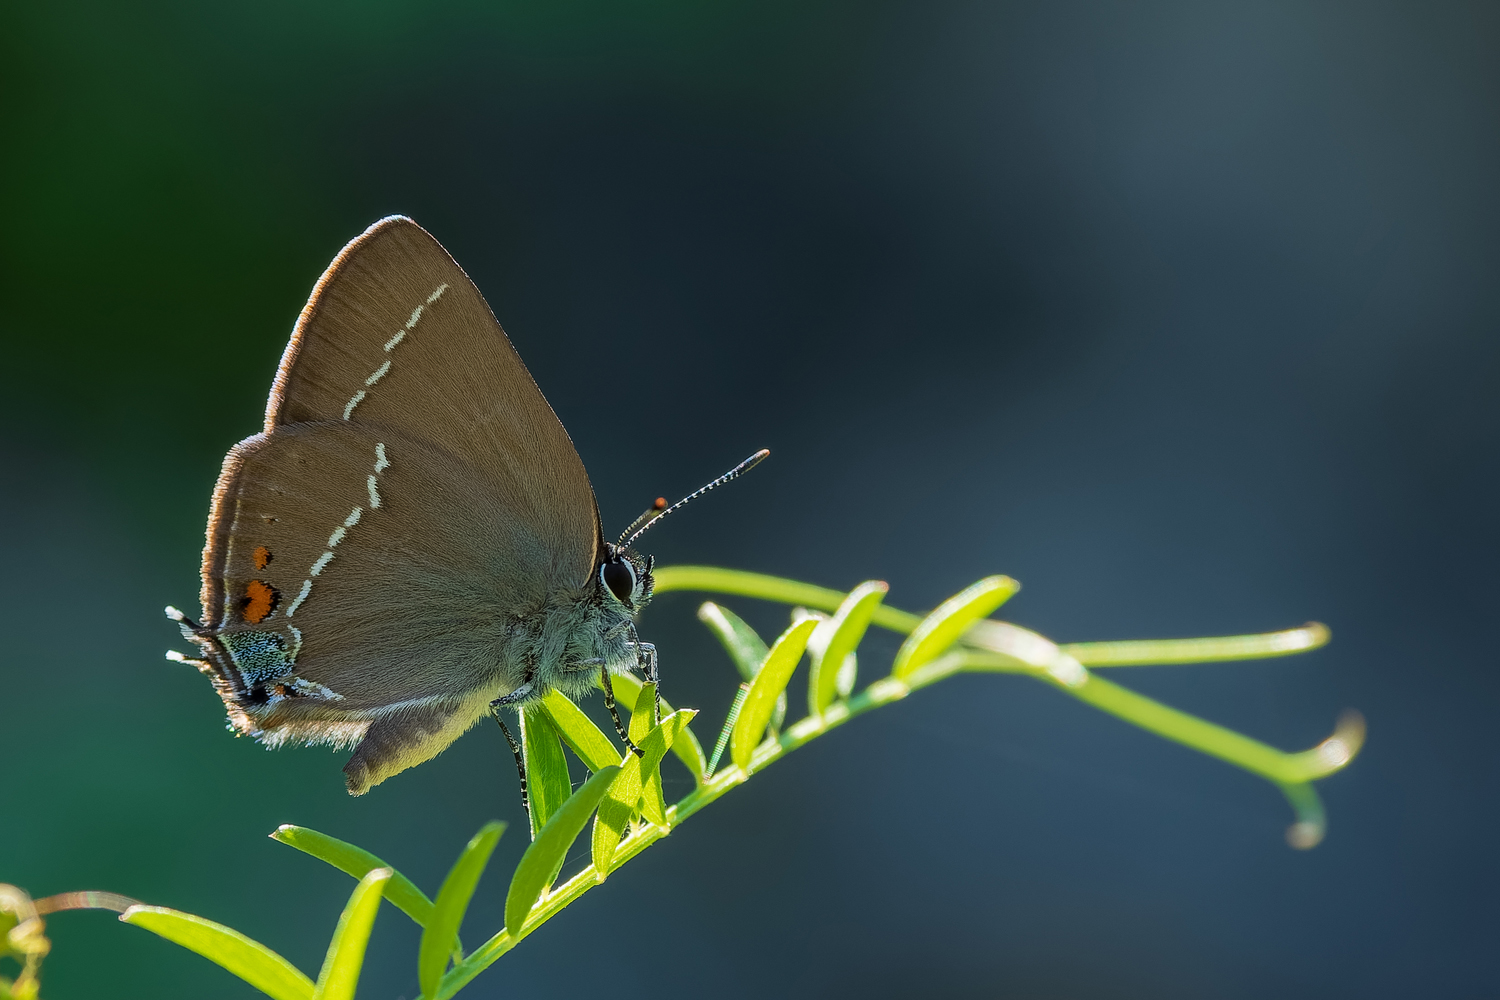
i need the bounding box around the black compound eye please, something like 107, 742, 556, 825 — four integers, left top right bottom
601, 559, 636, 604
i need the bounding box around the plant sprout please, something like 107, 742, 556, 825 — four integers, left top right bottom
1, 566, 1362, 1000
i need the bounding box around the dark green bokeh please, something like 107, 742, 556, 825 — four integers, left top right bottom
4, 2, 1498, 998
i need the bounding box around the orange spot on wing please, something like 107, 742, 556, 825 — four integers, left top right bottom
253, 545, 272, 570
242, 580, 279, 623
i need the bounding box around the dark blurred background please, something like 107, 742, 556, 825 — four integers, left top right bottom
3, 2, 1497, 997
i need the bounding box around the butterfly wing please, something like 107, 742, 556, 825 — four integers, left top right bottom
263, 215, 599, 569
188, 217, 603, 793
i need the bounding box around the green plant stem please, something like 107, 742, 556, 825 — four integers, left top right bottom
652, 567, 1360, 781
654, 566, 922, 631
650, 565, 1361, 841
652, 567, 1331, 667
338, 565, 1368, 999
1062, 623, 1330, 665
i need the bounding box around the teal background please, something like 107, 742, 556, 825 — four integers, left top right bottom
3, 2, 1497, 998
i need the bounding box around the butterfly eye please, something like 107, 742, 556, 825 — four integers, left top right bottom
600, 558, 636, 604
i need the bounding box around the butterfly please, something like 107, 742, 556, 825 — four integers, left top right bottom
166, 216, 764, 797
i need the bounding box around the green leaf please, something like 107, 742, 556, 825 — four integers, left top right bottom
521, 706, 574, 839
629, 682, 657, 746
807, 581, 888, 715
122, 906, 315, 1000
697, 601, 770, 681
700, 602, 785, 734
311, 868, 390, 1000
539, 690, 621, 771
270, 826, 437, 934
592, 709, 694, 873
606, 673, 707, 783
588, 684, 665, 878
891, 576, 1019, 681
731, 617, 819, 771
835, 651, 858, 698
591, 754, 642, 878
417, 822, 504, 1000
638, 709, 694, 826
505, 765, 620, 934
630, 684, 659, 816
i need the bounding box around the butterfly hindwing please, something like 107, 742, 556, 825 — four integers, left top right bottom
195, 421, 555, 789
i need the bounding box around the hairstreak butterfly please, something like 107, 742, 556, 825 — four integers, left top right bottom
166, 216, 765, 796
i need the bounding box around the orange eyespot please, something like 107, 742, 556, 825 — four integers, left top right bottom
241, 580, 279, 623
253, 546, 272, 570
654, 497, 667, 510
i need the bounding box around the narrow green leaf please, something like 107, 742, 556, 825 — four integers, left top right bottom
521, 707, 573, 839
808, 581, 888, 715
121, 906, 314, 1000
311, 868, 390, 1000
629, 682, 657, 746
697, 601, 770, 681
539, 690, 621, 771
592, 710, 695, 873
701, 602, 785, 733
638, 709, 694, 826
630, 684, 659, 819
891, 576, 1019, 681
417, 822, 504, 1000
270, 826, 434, 931
589, 684, 666, 871
606, 673, 707, 783
591, 755, 642, 878
731, 617, 819, 770
505, 765, 620, 934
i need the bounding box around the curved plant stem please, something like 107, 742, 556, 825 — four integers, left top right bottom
27, 566, 1367, 1000
652, 567, 1359, 775
434, 556, 1363, 998
1062, 623, 1331, 666
650, 566, 1362, 841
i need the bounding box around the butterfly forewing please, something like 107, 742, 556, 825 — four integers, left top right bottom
266, 216, 600, 578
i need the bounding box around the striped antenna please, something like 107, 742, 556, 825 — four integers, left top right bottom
617, 449, 770, 550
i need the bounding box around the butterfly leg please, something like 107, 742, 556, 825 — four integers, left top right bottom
600, 667, 645, 758
491, 680, 535, 707
625, 623, 661, 725
490, 708, 529, 826
489, 681, 537, 821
